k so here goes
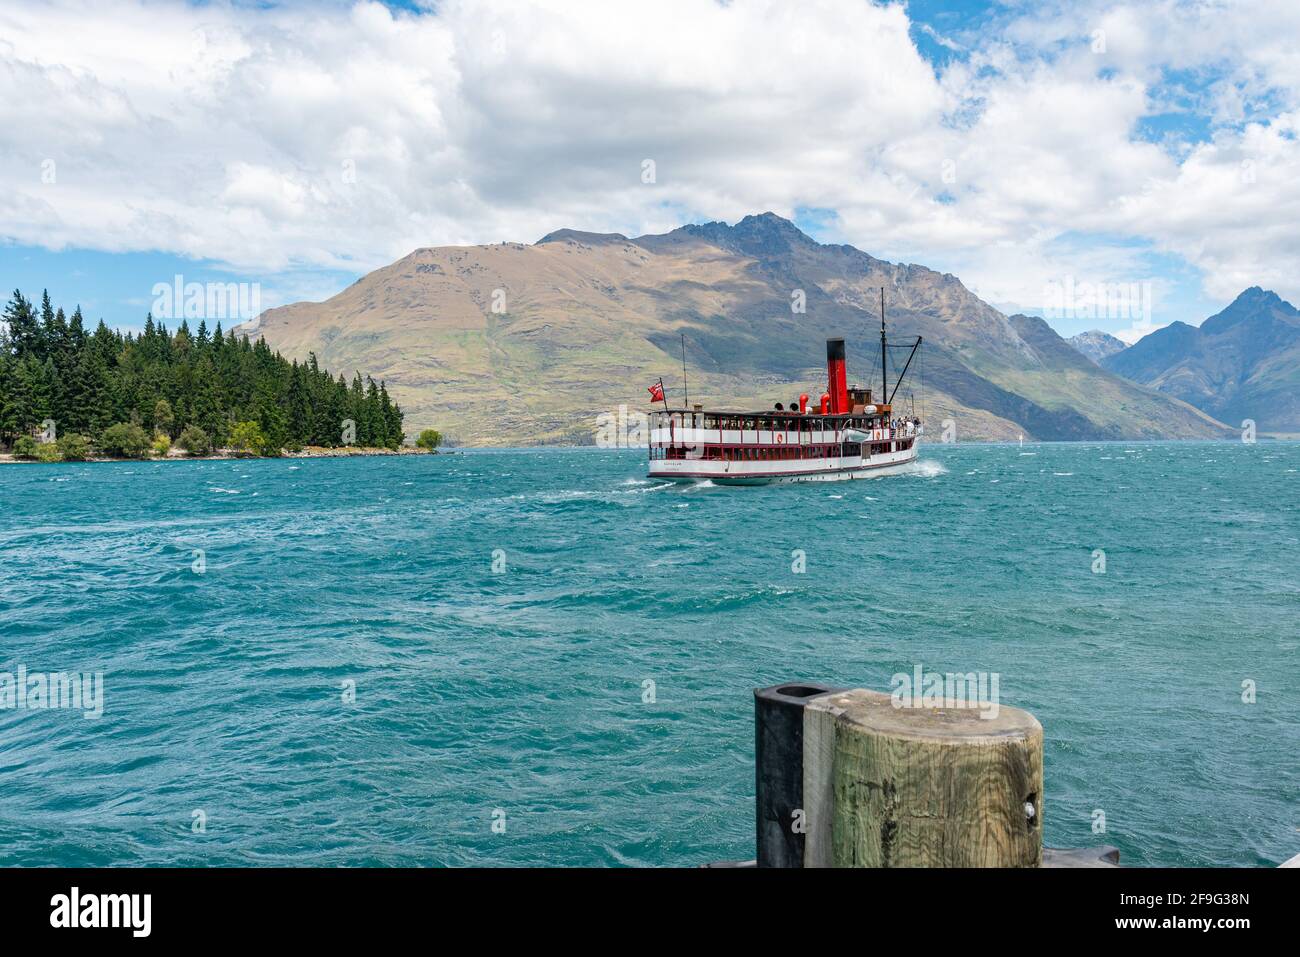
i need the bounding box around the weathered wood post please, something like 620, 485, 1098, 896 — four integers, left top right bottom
805, 688, 1043, 867
743, 682, 1119, 869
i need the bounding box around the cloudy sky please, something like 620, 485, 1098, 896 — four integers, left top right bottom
1, 0, 1298, 340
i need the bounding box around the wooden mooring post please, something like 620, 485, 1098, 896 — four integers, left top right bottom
755, 682, 1080, 868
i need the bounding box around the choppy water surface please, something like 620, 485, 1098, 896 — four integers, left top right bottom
0, 441, 1296, 866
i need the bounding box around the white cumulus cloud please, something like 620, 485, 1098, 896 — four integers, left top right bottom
1, 0, 1299, 323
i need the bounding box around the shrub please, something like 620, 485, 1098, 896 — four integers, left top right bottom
415, 428, 442, 450
229, 420, 277, 456
153, 398, 175, 437
99, 422, 151, 458
151, 434, 172, 457
56, 433, 91, 461
176, 425, 212, 456
12, 435, 39, 459
35, 443, 62, 463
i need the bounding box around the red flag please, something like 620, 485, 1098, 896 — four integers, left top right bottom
648, 381, 665, 403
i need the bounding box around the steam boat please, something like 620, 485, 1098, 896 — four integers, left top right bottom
648, 307, 923, 485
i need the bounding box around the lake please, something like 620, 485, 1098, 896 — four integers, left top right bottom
0, 441, 1296, 865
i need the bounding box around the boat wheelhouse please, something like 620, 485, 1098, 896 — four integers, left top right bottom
648, 329, 923, 485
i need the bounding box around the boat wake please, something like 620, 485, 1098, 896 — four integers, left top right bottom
618, 480, 675, 495
898, 458, 947, 479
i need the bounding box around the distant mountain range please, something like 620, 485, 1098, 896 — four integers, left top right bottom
240, 213, 1231, 445
1102, 287, 1300, 436
1068, 330, 1128, 365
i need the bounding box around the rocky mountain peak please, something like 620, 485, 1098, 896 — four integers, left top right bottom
536, 228, 630, 246
666, 211, 818, 258
1103, 287, 1300, 432
1067, 329, 1128, 365
1201, 286, 1296, 335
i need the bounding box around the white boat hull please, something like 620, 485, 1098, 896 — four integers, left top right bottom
649, 440, 919, 485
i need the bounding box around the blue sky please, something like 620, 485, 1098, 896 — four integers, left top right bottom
0, 247, 357, 335
3, 0, 1296, 340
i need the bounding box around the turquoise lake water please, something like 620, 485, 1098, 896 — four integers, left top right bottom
0, 442, 1296, 867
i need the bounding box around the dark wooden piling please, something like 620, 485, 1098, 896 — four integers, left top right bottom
753, 682, 843, 867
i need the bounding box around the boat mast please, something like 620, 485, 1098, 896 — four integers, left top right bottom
880, 286, 888, 407
680, 331, 689, 408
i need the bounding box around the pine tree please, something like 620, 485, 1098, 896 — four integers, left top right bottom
0, 354, 14, 443
6, 355, 48, 434
38, 291, 55, 358
63, 350, 98, 434
68, 307, 87, 352
363, 377, 381, 446
3, 291, 40, 359
379, 382, 403, 449
286, 361, 312, 447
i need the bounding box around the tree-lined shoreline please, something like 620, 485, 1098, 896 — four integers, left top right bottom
0, 444, 439, 465
0, 289, 434, 461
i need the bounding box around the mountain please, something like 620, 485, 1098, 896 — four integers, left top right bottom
1103, 287, 1300, 435
239, 213, 1230, 445
1068, 330, 1128, 364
